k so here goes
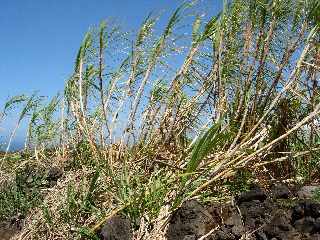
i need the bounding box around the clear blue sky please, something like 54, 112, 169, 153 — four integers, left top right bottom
0, 0, 221, 150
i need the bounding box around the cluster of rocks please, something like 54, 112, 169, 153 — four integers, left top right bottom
166, 184, 320, 240
97, 184, 320, 240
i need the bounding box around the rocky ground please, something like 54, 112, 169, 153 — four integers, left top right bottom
98, 184, 320, 240
165, 184, 320, 240
2, 178, 320, 240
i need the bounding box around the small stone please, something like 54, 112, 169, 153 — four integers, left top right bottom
311, 203, 320, 218
297, 186, 320, 199
255, 231, 268, 240
237, 185, 267, 204
293, 216, 315, 233
292, 203, 305, 221
99, 215, 132, 240
310, 234, 320, 240
315, 217, 320, 231
231, 224, 245, 237
225, 213, 242, 226
26, 175, 33, 184
264, 210, 293, 238
215, 229, 236, 240
280, 232, 301, 240
301, 200, 320, 218
271, 184, 292, 199
46, 167, 63, 187
166, 200, 215, 240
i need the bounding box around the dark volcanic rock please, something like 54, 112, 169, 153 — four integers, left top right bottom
236, 185, 267, 205
315, 217, 320, 232
98, 215, 132, 240
293, 216, 316, 233
255, 231, 268, 240
16, 164, 63, 189
238, 198, 275, 232
225, 212, 242, 227
292, 202, 305, 220
166, 200, 216, 240
292, 200, 320, 221
271, 184, 292, 199
166, 185, 320, 240
263, 210, 296, 239
46, 166, 63, 187
310, 234, 320, 240
210, 228, 236, 240
231, 224, 245, 237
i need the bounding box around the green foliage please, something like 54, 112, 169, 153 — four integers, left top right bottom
142, 170, 171, 219
0, 184, 28, 221
60, 183, 78, 224
106, 168, 172, 227
150, 2, 190, 61
17, 93, 41, 122
225, 169, 252, 194
84, 170, 100, 210
276, 198, 298, 208
3, 95, 28, 115
75, 32, 92, 72
28, 94, 61, 146
293, 149, 320, 182
59, 173, 103, 228
183, 118, 230, 185
136, 14, 156, 48
0, 165, 44, 221
69, 140, 95, 168
150, 80, 168, 102
308, 0, 320, 27
41, 204, 53, 227
312, 188, 320, 203
195, 15, 218, 44
78, 227, 100, 240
